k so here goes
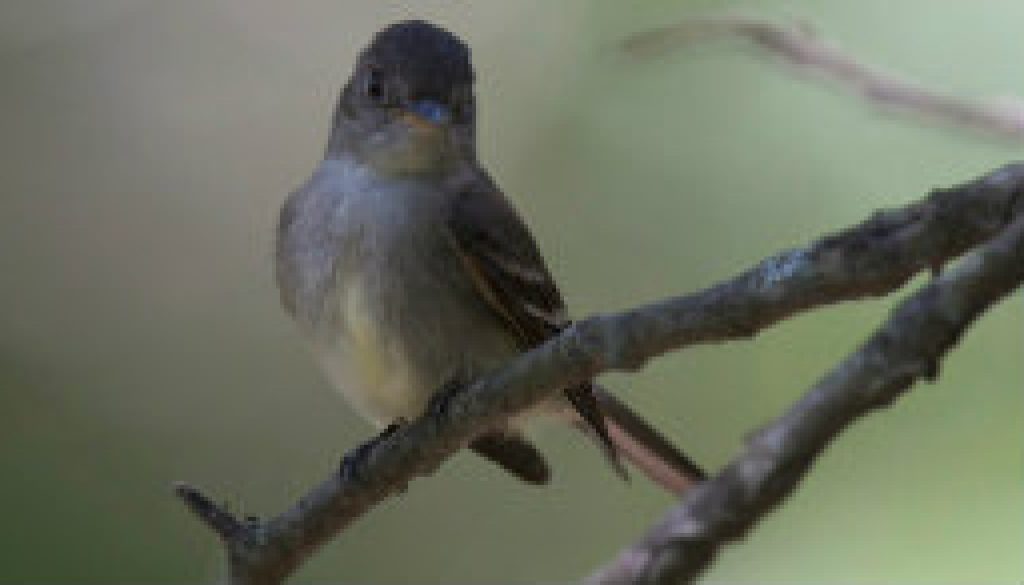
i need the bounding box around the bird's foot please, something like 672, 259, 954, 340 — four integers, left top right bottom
426, 378, 465, 418
339, 418, 408, 483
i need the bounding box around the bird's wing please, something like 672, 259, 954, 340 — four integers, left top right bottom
445, 178, 568, 346
445, 173, 621, 470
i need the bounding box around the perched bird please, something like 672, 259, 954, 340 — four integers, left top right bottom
275, 20, 705, 493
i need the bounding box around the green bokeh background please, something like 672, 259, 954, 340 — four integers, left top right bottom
1, 1, 1021, 582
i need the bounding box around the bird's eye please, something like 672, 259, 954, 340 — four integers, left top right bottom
364, 68, 386, 104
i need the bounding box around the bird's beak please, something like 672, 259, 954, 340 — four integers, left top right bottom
399, 100, 451, 131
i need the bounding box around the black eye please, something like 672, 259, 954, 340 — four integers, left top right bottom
364, 68, 386, 104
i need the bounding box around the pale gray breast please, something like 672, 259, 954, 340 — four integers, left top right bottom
276, 157, 519, 424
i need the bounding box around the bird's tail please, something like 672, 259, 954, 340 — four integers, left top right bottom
589, 386, 706, 495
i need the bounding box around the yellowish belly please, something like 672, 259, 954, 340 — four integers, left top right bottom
316, 278, 428, 427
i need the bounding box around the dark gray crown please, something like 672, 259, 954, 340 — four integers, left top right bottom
359, 20, 474, 99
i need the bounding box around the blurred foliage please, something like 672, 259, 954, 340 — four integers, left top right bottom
0, 1, 1020, 582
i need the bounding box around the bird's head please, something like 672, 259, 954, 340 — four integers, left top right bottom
328, 20, 476, 175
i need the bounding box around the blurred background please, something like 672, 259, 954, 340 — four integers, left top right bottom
1, 0, 1021, 582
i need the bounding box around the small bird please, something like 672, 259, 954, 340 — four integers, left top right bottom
276, 20, 705, 493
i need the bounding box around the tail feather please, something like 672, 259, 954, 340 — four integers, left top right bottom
470, 432, 551, 485
592, 386, 706, 495
565, 383, 629, 480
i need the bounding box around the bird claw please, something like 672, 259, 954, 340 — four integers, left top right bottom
339, 419, 407, 482
427, 378, 465, 418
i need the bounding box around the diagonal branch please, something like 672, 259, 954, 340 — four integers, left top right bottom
622, 16, 1024, 141
175, 163, 1024, 584
587, 210, 1024, 585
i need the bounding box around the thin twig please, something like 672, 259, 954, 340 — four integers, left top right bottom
623, 16, 1024, 141
173, 482, 242, 540
176, 163, 1024, 584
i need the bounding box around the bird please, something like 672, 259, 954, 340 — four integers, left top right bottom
275, 20, 705, 494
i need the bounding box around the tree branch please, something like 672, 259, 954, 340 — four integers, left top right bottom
176, 163, 1024, 584
587, 208, 1024, 585
622, 16, 1024, 142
